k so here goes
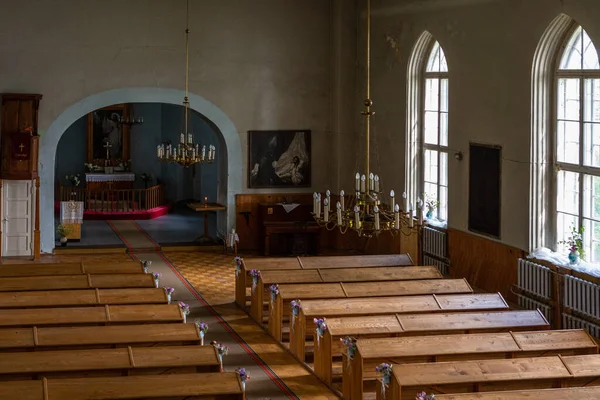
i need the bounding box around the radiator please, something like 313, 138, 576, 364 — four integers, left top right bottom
563, 313, 600, 339
517, 259, 552, 300
422, 227, 450, 275
517, 294, 553, 324
564, 275, 600, 321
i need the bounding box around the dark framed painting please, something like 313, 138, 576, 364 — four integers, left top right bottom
468, 142, 502, 239
86, 104, 130, 163
248, 130, 311, 188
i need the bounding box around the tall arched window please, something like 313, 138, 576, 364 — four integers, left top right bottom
555, 25, 600, 260
422, 41, 449, 220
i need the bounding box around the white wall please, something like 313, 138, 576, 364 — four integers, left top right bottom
0, 0, 345, 252
344, 0, 600, 250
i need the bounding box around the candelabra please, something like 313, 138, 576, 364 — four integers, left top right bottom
118, 115, 143, 127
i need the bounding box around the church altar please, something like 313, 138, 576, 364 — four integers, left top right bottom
85, 173, 135, 191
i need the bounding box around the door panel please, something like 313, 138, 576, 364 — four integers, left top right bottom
2, 180, 33, 257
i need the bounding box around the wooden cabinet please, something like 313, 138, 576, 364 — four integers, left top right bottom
0, 93, 43, 180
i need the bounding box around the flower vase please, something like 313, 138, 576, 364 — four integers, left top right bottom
568, 250, 580, 265
426, 210, 433, 219
241, 381, 246, 391
183, 314, 187, 323
200, 331, 205, 346
167, 294, 172, 304
218, 354, 223, 371
381, 375, 391, 399
154, 279, 159, 288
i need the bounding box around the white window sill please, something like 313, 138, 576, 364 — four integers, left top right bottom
528, 247, 600, 278
425, 218, 447, 229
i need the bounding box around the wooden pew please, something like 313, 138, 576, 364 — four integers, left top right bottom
0, 345, 220, 381
0, 323, 202, 352
269, 278, 474, 341
314, 309, 550, 384
290, 293, 510, 362
236, 253, 414, 307
377, 354, 600, 400
251, 266, 443, 322
0, 372, 244, 399
0, 288, 169, 308
434, 387, 600, 400
0, 261, 144, 277
0, 304, 184, 328
345, 329, 599, 400
0, 273, 156, 292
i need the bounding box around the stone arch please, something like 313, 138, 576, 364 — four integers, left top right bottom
39, 87, 241, 253
530, 14, 573, 252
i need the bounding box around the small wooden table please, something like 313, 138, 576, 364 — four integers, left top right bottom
187, 202, 226, 243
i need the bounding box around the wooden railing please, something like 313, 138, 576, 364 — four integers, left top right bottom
57, 184, 166, 212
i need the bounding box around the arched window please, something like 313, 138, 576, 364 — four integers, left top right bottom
422, 41, 449, 220
555, 25, 600, 260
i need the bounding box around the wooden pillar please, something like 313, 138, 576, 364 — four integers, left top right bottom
0, 179, 2, 260
34, 177, 40, 260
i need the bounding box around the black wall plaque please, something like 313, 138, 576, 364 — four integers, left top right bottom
468, 143, 501, 238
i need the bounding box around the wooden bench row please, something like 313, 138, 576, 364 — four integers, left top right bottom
251, 265, 443, 321
0, 373, 244, 400
377, 354, 600, 400
344, 329, 599, 400
0, 345, 220, 381
0, 273, 156, 292
0, 261, 145, 277
434, 386, 600, 399
0, 288, 168, 308
235, 254, 414, 306
313, 309, 551, 384
288, 293, 510, 361
0, 304, 184, 328
269, 278, 474, 340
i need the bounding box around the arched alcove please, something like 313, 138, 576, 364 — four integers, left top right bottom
530, 14, 573, 252
40, 88, 241, 253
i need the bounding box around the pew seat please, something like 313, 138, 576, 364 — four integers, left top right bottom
0, 274, 156, 292
251, 266, 443, 321
378, 354, 600, 400
0, 261, 144, 277
0, 373, 243, 400
269, 278, 474, 340
434, 386, 600, 399
289, 293, 510, 361
0, 323, 202, 352
344, 329, 599, 400
0, 345, 220, 381
0, 288, 168, 308
0, 304, 183, 327
314, 309, 550, 384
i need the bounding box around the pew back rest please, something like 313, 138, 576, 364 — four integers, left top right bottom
318, 266, 442, 282
299, 254, 413, 269
434, 387, 600, 399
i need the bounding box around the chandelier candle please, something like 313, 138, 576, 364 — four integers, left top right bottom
390, 190, 395, 210
337, 202, 342, 223
340, 190, 345, 211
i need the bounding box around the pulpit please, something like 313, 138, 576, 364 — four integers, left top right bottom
85, 173, 135, 191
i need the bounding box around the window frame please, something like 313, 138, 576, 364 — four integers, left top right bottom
420, 41, 449, 221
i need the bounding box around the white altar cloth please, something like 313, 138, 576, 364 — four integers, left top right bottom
60, 201, 84, 224
85, 173, 135, 182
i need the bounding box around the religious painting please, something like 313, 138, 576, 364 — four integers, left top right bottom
248, 130, 311, 188
86, 104, 130, 163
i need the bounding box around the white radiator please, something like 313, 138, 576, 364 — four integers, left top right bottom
517, 295, 553, 324
422, 227, 450, 275
517, 259, 552, 300
563, 313, 600, 339
564, 275, 600, 321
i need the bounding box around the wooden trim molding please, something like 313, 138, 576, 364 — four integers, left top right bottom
34, 177, 40, 260
0, 179, 2, 259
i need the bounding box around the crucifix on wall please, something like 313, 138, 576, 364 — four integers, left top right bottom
103, 140, 112, 162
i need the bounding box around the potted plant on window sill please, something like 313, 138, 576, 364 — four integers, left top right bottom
56, 224, 73, 247
559, 225, 584, 265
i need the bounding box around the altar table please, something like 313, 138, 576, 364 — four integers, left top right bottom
85, 173, 135, 191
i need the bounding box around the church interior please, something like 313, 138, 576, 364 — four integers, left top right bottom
1, 0, 600, 399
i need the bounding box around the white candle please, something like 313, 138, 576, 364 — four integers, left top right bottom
180, 133, 185, 144
369, 173, 374, 191
360, 175, 366, 193
374, 175, 380, 192
157, 145, 161, 158
390, 190, 395, 210
417, 198, 424, 225
201, 145, 206, 160
355, 173, 360, 191
394, 204, 400, 229
340, 190, 345, 211
409, 203, 414, 228
313, 192, 317, 214
354, 205, 360, 228
324, 198, 329, 222
402, 192, 407, 212
374, 206, 380, 230
336, 201, 342, 223
317, 193, 322, 216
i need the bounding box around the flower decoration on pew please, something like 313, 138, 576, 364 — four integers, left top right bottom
235, 367, 250, 390
213, 342, 230, 371
341, 336, 357, 369
195, 320, 209, 345
416, 392, 435, 400
269, 284, 279, 315
152, 272, 162, 288
290, 299, 302, 332
314, 318, 327, 348
233, 256, 243, 277
249, 269, 261, 293
376, 363, 393, 399
179, 301, 190, 323
164, 287, 175, 303
141, 260, 152, 273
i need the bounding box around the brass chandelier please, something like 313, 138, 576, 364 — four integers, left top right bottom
312, 0, 416, 237
157, 0, 215, 168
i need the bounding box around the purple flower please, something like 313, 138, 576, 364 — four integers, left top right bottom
314, 318, 327, 334
249, 269, 261, 278
214, 343, 229, 356
375, 363, 392, 374
236, 367, 250, 381
195, 320, 209, 333
153, 272, 162, 279
165, 287, 175, 295
269, 284, 279, 296
179, 302, 190, 315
